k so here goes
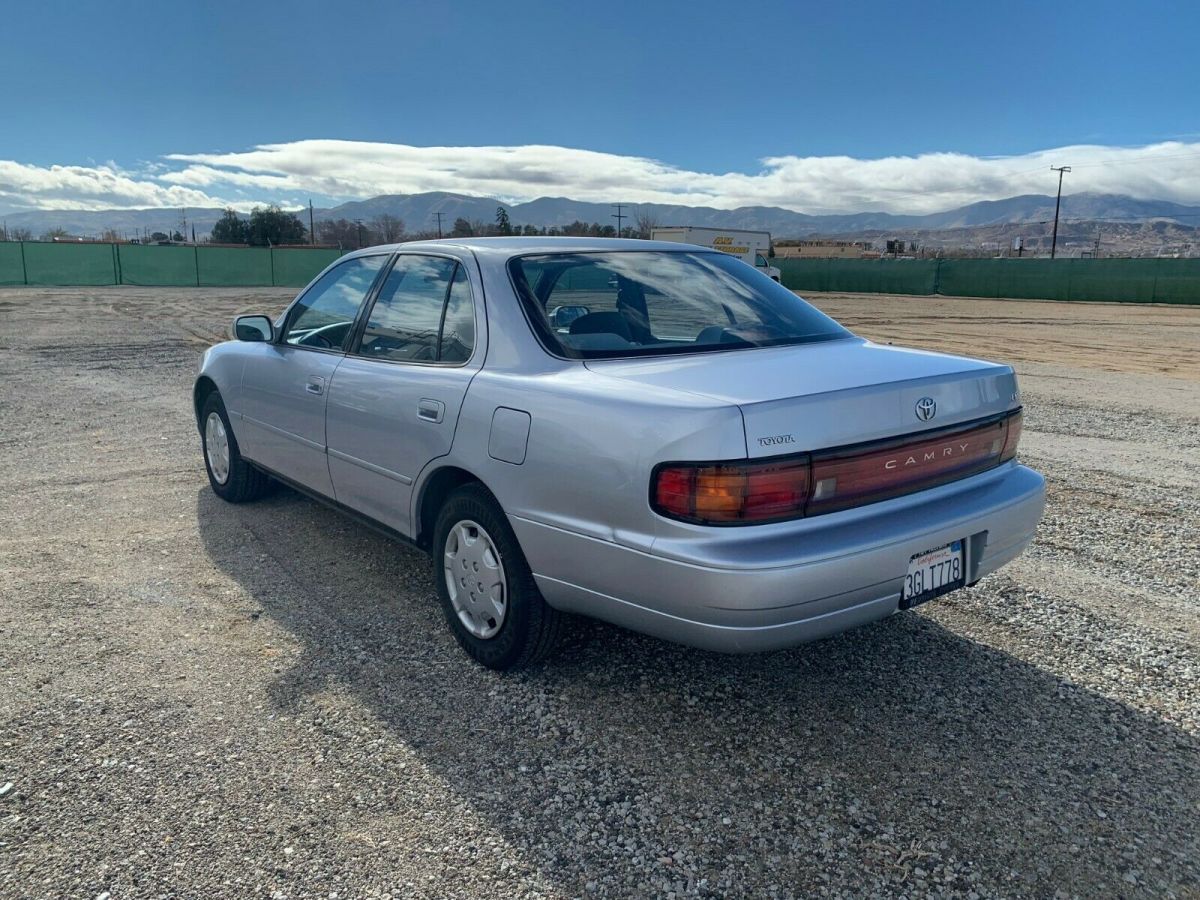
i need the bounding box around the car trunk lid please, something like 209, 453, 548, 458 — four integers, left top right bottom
584, 337, 1019, 457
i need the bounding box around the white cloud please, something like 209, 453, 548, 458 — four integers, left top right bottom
3, 139, 1199, 214
0, 160, 247, 212
163, 139, 1200, 213
157, 164, 300, 193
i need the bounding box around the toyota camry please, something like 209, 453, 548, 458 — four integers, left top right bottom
195, 238, 1044, 669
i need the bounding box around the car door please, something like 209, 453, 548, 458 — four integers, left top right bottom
237, 253, 389, 497
325, 253, 482, 535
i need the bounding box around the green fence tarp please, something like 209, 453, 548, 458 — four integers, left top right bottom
776, 258, 939, 295
22, 242, 117, 285
1062, 258, 1153, 303
985, 258, 1060, 300
117, 244, 198, 286
2, 241, 1198, 303
778, 256, 1200, 304
1145, 258, 1200, 305
271, 248, 341, 287
0, 242, 24, 285
0, 242, 346, 288
998, 260, 1072, 301
937, 259, 1001, 299
837, 259, 937, 295
775, 259, 822, 293
197, 247, 273, 286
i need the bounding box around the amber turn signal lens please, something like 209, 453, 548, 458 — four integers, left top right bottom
653, 458, 809, 524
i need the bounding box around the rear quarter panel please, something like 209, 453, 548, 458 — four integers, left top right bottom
425, 367, 746, 554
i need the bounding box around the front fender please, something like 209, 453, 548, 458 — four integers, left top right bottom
194, 341, 248, 429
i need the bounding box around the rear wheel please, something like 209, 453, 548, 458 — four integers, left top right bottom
433, 484, 564, 670
201, 391, 272, 503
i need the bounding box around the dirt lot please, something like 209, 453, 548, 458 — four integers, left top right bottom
1, 287, 1197, 898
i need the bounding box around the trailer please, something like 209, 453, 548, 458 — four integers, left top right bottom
651, 227, 781, 281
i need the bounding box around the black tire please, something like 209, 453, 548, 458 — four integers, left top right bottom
200, 391, 272, 503
433, 483, 565, 670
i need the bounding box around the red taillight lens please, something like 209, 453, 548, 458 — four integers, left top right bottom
652, 409, 1022, 525
653, 458, 810, 524
808, 416, 1012, 515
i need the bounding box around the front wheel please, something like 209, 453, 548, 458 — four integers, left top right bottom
200, 391, 272, 503
433, 484, 565, 670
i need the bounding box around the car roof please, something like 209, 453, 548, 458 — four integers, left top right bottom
341, 236, 714, 261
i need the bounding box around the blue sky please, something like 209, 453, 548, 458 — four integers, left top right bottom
3, 0, 1199, 214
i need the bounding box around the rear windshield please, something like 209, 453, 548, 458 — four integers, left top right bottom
508, 250, 849, 359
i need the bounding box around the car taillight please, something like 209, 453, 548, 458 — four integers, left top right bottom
652, 458, 810, 524
806, 417, 1009, 516
1001, 409, 1022, 462
652, 409, 1023, 525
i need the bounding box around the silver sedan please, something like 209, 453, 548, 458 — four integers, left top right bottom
195, 238, 1044, 669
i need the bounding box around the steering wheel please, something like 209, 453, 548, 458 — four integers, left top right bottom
304, 333, 334, 349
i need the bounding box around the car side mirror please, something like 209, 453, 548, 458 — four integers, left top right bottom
234, 314, 274, 342
550, 305, 590, 329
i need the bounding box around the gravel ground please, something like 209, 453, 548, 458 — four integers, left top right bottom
1, 286, 1197, 899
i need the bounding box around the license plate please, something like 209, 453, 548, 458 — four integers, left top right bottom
901, 540, 965, 608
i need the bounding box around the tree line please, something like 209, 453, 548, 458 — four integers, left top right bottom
209, 206, 308, 246
0, 207, 311, 245
311, 207, 664, 249
1, 206, 664, 247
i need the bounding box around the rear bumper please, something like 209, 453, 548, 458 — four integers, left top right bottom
511, 462, 1045, 653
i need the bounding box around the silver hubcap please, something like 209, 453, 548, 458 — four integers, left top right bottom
443, 519, 507, 639
204, 411, 231, 485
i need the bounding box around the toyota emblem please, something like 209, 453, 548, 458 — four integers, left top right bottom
915, 397, 937, 421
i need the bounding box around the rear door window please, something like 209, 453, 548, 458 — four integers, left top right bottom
439, 265, 476, 363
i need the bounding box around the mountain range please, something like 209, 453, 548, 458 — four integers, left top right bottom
3, 192, 1198, 241
306, 191, 1200, 236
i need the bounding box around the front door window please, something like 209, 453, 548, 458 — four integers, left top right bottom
285, 255, 388, 350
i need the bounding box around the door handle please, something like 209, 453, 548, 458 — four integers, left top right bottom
306, 376, 325, 395
417, 399, 445, 423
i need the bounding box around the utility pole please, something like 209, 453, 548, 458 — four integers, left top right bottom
181, 208, 187, 243
355, 220, 365, 249
612, 203, 626, 238
309, 199, 315, 245
434, 211, 444, 238
1049, 166, 1070, 259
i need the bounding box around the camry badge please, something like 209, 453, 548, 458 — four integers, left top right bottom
915, 397, 937, 421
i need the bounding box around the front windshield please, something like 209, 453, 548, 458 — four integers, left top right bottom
508, 250, 850, 359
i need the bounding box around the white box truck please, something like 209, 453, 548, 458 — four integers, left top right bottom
651, 226, 781, 281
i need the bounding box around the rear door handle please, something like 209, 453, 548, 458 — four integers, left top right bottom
306, 376, 325, 395
417, 399, 445, 423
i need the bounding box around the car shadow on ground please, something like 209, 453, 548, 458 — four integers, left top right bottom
196, 486, 1198, 896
